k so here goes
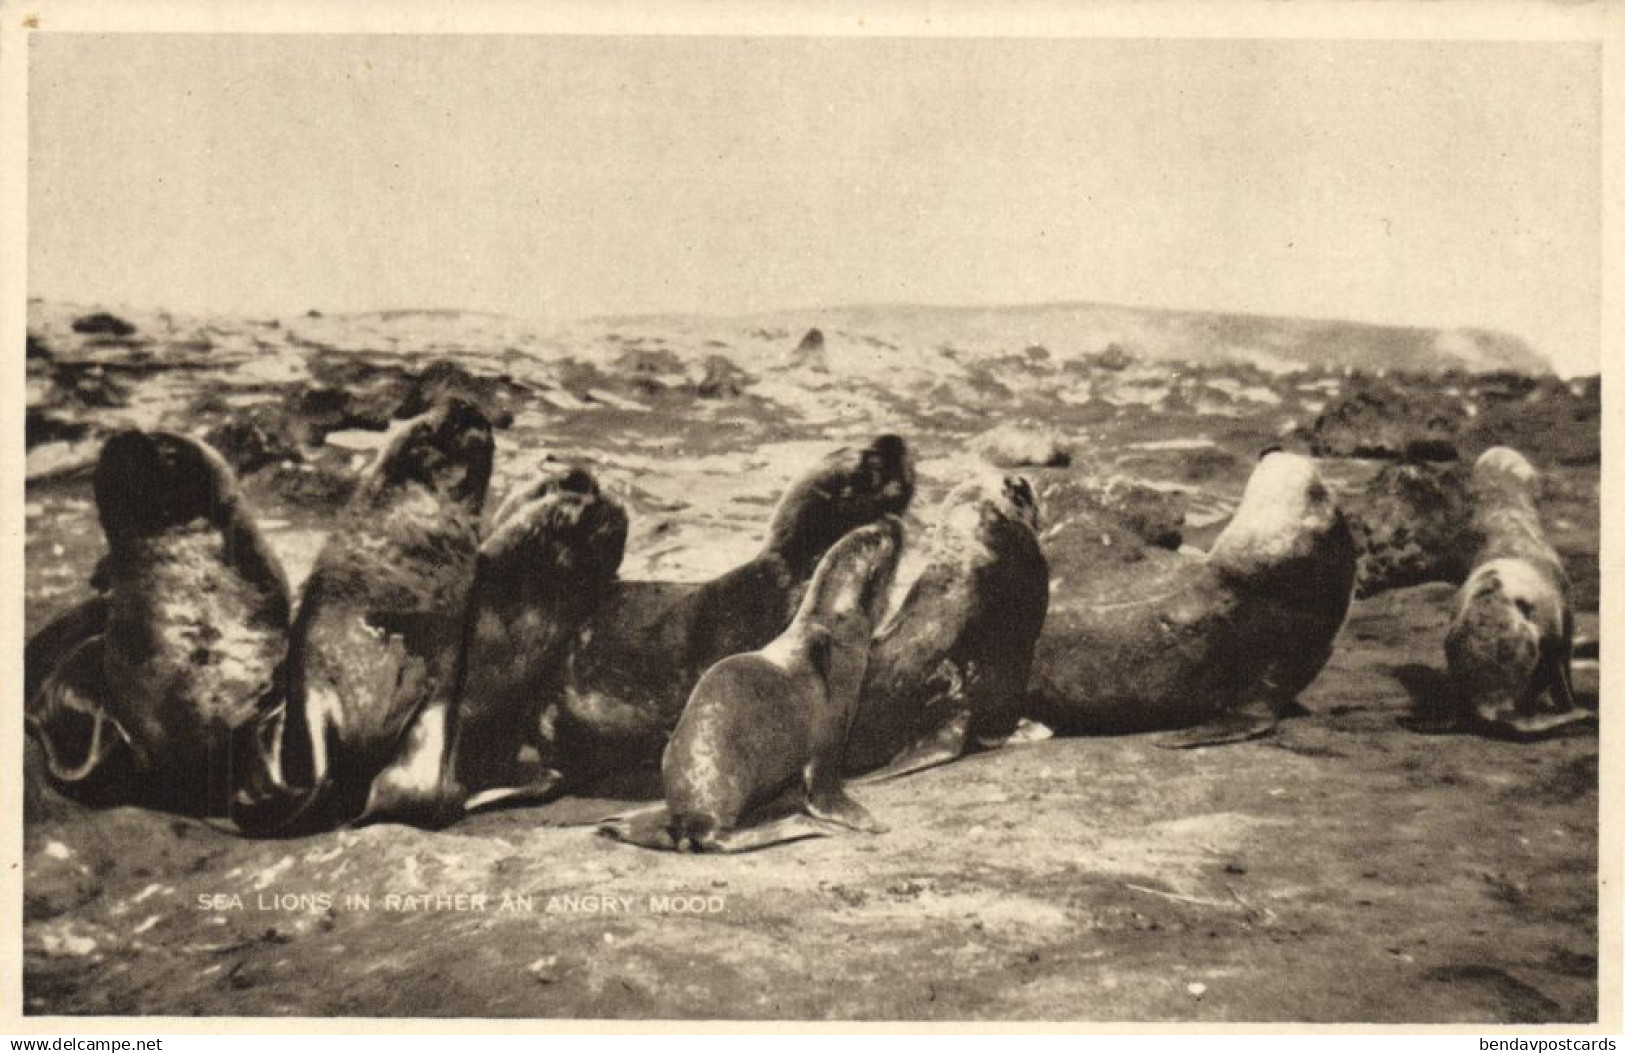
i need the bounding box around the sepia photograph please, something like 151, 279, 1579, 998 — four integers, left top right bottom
7, 2, 1616, 1028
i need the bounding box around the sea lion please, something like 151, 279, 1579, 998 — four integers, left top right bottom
843, 472, 1050, 779
455, 466, 628, 811
26, 430, 291, 816
251, 397, 494, 831
1443, 447, 1591, 738
600, 517, 903, 852
1025, 450, 1356, 746
543, 434, 914, 792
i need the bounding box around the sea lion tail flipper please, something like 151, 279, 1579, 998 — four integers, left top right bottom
597, 804, 679, 850
1155, 694, 1280, 750
850, 710, 971, 785
463, 769, 566, 814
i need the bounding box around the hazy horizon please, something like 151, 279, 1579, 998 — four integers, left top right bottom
28, 35, 1601, 375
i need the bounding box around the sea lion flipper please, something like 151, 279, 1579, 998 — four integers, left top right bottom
1155, 695, 1280, 750
1546, 641, 1580, 714
1478, 707, 1596, 741
356, 696, 462, 828
597, 804, 678, 850
463, 769, 566, 814
705, 815, 839, 853
851, 710, 970, 785
804, 786, 886, 834
29, 637, 134, 786
24, 595, 108, 711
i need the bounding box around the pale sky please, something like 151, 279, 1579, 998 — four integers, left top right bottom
28, 35, 1601, 373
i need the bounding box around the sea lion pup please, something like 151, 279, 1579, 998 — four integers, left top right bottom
1025, 450, 1356, 747
247, 398, 494, 832
455, 466, 628, 812
544, 434, 914, 792
26, 430, 291, 816
842, 472, 1049, 780
600, 517, 903, 852
1443, 447, 1590, 739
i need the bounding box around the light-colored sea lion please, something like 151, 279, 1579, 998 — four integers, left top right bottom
1025, 450, 1356, 746
1444, 447, 1591, 738
455, 466, 628, 811
26, 430, 291, 816
250, 398, 494, 831
544, 434, 914, 793
600, 517, 903, 852
843, 472, 1050, 779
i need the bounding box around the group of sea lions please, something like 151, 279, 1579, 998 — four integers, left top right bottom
25, 392, 1594, 851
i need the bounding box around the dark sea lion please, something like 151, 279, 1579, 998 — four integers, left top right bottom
1025, 450, 1356, 746
843, 472, 1049, 779
253, 398, 494, 831
27, 430, 291, 816
544, 434, 914, 792
601, 517, 903, 852
455, 466, 628, 811
1443, 447, 1591, 739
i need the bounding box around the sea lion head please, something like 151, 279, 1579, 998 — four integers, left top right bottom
483, 465, 629, 583
766, 434, 915, 571
366, 396, 495, 512
1475, 446, 1539, 489
940, 470, 1043, 538
1206, 450, 1356, 601
804, 514, 906, 627
95, 430, 241, 546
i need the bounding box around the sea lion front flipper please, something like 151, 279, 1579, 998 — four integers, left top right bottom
356, 691, 462, 829
1546, 639, 1580, 713
226, 700, 321, 836
850, 709, 970, 785
1155, 694, 1280, 750
463, 768, 566, 814
804, 785, 886, 834
597, 803, 678, 850
29, 637, 136, 788
24, 595, 108, 711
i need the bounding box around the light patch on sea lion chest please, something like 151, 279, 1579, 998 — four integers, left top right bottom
144, 530, 281, 728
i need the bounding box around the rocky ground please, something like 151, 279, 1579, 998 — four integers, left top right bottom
21, 301, 1602, 1021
